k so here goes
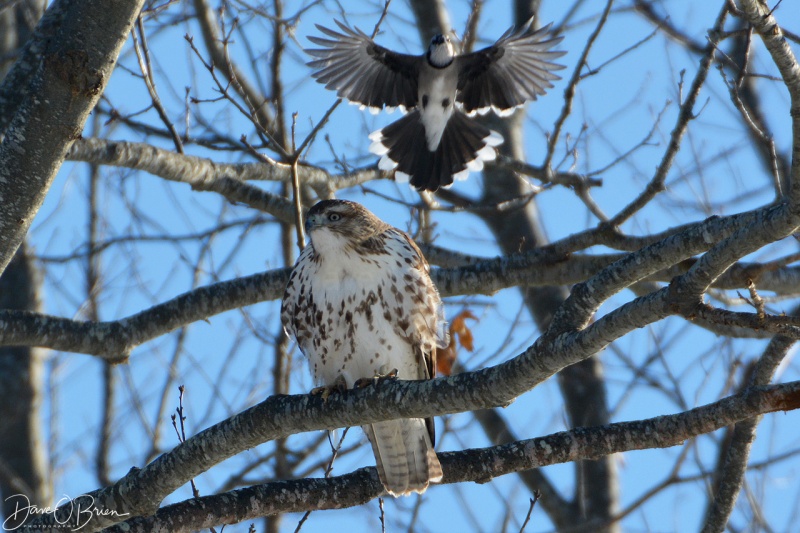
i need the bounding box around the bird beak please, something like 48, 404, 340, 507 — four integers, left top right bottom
304, 214, 320, 234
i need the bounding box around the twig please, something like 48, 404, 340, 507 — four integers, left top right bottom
132, 16, 184, 153
717, 51, 784, 199
184, 33, 289, 159
294, 427, 350, 532
371, 0, 393, 39
283, 1, 395, 254
579, 27, 659, 81
544, 0, 613, 172
192, 0, 276, 132
519, 491, 541, 533
290, 113, 305, 249
746, 279, 766, 319
609, 3, 730, 226
379, 497, 386, 533
461, 0, 483, 53
171, 385, 200, 498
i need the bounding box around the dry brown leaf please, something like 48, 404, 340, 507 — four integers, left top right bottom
437, 309, 477, 376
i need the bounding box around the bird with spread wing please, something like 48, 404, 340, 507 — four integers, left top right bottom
306, 19, 565, 191
281, 200, 447, 496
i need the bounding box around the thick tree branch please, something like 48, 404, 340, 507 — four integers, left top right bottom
0, 0, 145, 276
552, 204, 798, 336
66, 138, 381, 223
33, 379, 800, 531
0, 0, 54, 133
701, 335, 796, 533
4, 204, 800, 357
0, 269, 290, 360
738, 0, 800, 200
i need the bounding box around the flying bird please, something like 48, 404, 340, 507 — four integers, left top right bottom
306, 19, 565, 191
281, 199, 447, 496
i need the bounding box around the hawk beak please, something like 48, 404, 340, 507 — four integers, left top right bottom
304, 215, 319, 233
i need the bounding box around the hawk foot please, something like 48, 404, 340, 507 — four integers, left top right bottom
353, 368, 399, 389
311, 375, 347, 401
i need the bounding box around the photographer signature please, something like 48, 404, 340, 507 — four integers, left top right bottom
3, 493, 129, 531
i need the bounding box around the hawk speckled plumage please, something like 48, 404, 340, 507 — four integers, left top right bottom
281, 199, 447, 496
306, 19, 565, 191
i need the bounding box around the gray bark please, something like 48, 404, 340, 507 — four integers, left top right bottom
28, 372, 800, 531
91, 379, 800, 532
0, 244, 50, 529
0, 0, 146, 276
0, 2, 50, 527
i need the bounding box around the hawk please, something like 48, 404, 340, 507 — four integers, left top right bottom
306, 19, 565, 191
281, 199, 447, 495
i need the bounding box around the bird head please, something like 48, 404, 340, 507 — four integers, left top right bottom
304, 200, 389, 253
427, 34, 455, 68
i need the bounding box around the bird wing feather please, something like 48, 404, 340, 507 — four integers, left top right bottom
307, 21, 421, 111
455, 21, 566, 115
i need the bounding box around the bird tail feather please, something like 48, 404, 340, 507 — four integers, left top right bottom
364, 418, 442, 496
369, 110, 503, 191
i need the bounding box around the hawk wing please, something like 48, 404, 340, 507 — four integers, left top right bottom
280, 244, 315, 348
455, 21, 566, 116
306, 21, 421, 111
383, 228, 448, 362
372, 227, 446, 485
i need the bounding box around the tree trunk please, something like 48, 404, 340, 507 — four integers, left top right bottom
0, 244, 51, 528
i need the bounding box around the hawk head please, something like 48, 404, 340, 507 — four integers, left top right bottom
304, 200, 390, 254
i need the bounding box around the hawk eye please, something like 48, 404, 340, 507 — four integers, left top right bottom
329, 213, 341, 222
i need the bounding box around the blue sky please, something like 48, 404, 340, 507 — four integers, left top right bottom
24, 0, 800, 531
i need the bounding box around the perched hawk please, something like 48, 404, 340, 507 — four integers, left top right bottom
306, 19, 565, 191
281, 199, 447, 495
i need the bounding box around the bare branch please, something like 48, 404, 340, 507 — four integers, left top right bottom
35, 379, 800, 531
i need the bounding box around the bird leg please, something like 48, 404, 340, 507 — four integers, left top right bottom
311, 375, 348, 402
353, 368, 399, 389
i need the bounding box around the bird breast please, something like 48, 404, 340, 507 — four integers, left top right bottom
418, 66, 458, 151
301, 249, 420, 388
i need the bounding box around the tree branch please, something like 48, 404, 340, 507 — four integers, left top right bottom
33, 379, 800, 531
738, 0, 800, 202
4, 204, 800, 357
66, 138, 382, 222
0, 0, 146, 276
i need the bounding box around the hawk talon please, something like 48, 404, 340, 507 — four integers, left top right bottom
352, 378, 371, 389
354, 368, 400, 389
381, 368, 399, 381
311, 376, 347, 401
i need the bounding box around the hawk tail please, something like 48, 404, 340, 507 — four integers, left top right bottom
364, 417, 442, 496
369, 109, 503, 192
